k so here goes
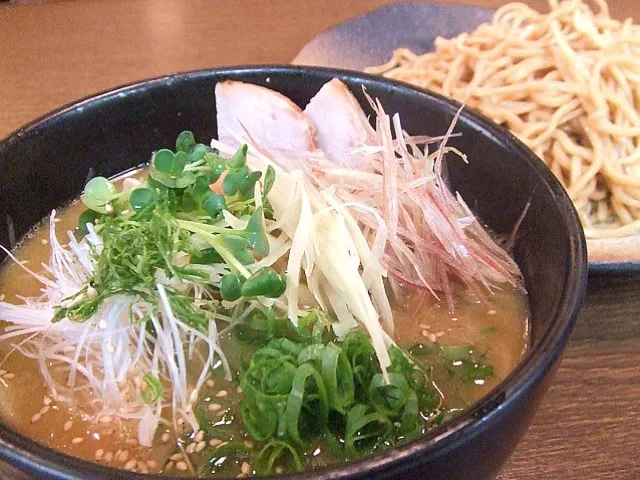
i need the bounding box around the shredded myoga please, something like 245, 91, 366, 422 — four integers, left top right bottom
367, 0, 640, 239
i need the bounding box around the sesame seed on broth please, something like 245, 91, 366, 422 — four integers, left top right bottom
392, 284, 529, 403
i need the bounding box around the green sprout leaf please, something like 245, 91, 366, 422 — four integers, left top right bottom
245, 206, 269, 256
188, 143, 209, 163
220, 235, 255, 265
191, 175, 213, 200
263, 165, 276, 199
220, 273, 244, 301
222, 165, 249, 196
205, 153, 227, 177
153, 149, 187, 177
149, 168, 197, 189
239, 170, 262, 197
229, 144, 248, 169
82, 177, 118, 213
175, 131, 196, 153
202, 194, 226, 218
129, 188, 156, 212
241, 267, 286, 298
78, 209, 101, 233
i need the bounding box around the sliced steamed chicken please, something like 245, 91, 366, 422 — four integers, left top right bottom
215, 80, 320, 169
303, 78, 375, 165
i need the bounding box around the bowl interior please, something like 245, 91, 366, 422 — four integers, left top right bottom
0, 66, 586, 480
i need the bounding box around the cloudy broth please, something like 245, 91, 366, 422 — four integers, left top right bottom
0, 195, 529, 476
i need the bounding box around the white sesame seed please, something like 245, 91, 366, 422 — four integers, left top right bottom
236, 386, 243, 394
216, 390, 228, 398
244, 440, 254, 449
125, 459, 137, 470
237, 474, 247, 479
194, 430, 204, 443
39, 406, 50, 415
103, 451, 113, 463
169, 453, 184, 462
95, 449, 104, 461
161, 432, 171, 443
208, 403, 221, 412
241, 462, 251, 475
137, 461, 148, 473
215, 409, 226, 416
0, 294, 4, 301
43, 396, 52, 406
428, 333, 437, 343
165, 461, 174, 471
98, 319, 107, 330
195, 441, 206, 453
205, 379, 215, 388
118, 450, 129, 462
209, 439, 222, 447
419, 324, 430, 330
0, 370, 6, 376
30, 413, 41, 423
275, 466, 284, 474
4, 373, 15, 379
41, 239, 48, 245
63, 420, 73, 432
421, 329, 429, 338
146, 460, 157, 469
71, 437, 84, 445
175, 461, 188, 472
99, 416, 113, 424
125, 438, 138, 446
436, 331, 445, 337
105, 342, 115, 354
487, 309, 496, 315
185, 442, 196, 454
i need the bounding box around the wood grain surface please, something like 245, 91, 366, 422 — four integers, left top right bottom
1, 1, 639, 479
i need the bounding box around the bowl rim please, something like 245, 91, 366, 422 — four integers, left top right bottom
0, 64, 588, 480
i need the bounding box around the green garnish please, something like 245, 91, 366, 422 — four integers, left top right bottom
141, 372, 163, 404
56, 132, 283, 328
409, 342, 495, 382
236, 311, 441, 471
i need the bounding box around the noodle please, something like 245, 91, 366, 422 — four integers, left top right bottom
366, 0, 640, 239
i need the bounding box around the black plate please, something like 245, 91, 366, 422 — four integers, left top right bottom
292, 2, 493, 69
0, 66, 586, 480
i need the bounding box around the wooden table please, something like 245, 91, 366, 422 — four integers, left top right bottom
1, 1, 638, 479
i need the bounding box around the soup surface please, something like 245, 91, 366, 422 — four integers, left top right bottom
0, 198, 528, 476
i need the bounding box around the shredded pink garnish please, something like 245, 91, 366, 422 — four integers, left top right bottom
307, 98, 521, 310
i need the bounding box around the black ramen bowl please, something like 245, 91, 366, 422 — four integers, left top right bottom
0, 66, 586, 480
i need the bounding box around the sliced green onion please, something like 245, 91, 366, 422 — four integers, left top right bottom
284, 363, 329, 444
140, 372, 163, 404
